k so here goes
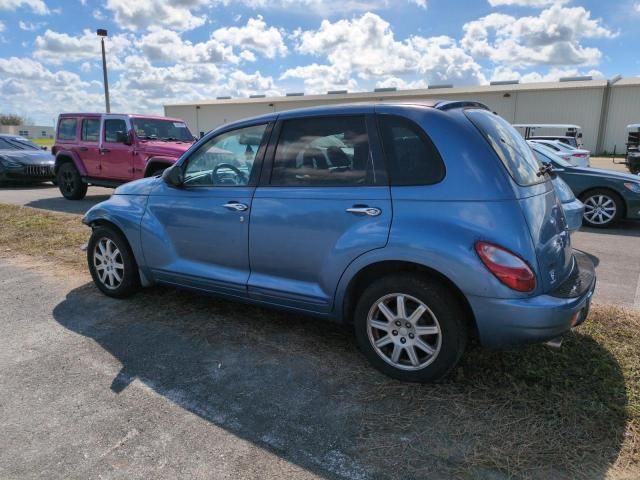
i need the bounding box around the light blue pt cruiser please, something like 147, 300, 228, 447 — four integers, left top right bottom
83, 101, 596, 382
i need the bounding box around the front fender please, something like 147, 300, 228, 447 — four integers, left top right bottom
54, 150, 87, 176
83, 195, 149, 272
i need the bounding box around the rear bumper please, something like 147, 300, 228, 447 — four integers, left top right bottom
468, 250, 596, 348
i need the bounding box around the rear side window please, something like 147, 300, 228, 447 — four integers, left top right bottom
81, 119, 100, 142
104, 119, 127, 143
377, 115, 445, 186
57, 118, 77, 141
466, 109, 543, 186
270, 115, 373, 186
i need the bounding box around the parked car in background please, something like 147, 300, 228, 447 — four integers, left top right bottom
530, 141, 640, 228
0, 133, 54, 184
530, 139, 591, 167
52, 113, 196, 200
622, 123, 640, 174
513, 123, 584, 148
82, 102, 596, 383
551, 176, 584, 234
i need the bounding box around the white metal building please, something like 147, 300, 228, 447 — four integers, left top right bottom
165, 77, 640, 154
0, 124, 55, 139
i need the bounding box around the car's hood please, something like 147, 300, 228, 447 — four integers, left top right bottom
0, 149, 54, 165
139, 140, 193, 158
568, 165, 640, 182
113, 176, 160, 195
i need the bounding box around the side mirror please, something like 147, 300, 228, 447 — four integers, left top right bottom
162, 164, 184, 187
41, 146, 48, 151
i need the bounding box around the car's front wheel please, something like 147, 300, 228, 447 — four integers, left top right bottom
57, 162, 87, 200
580, 189, 623, 228
354, 274, 468, 383
87, 226, 140, 298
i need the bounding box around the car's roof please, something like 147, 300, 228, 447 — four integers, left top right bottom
218, 100, 489, 131
57, 113, 186, 122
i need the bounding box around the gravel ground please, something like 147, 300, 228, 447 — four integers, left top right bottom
1, 255, 637, 479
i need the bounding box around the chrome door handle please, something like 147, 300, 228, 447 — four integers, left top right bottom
346, 206, 382, 217
223, 202, 248, 212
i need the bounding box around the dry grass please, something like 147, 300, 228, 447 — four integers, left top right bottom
0, 203, 88, 268
0, 202, 638, 478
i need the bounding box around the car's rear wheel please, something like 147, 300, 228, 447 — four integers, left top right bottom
87, 226, 140, 298
57, 162, 87, 200
580, 189, 623, 228
354, 274, 468, 383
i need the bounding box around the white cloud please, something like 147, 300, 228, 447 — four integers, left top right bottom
0, 57, 104, 121
490, 65, 603, 83
33, 29, 132, 65
212, 16, 287, 59
488, 0, 568, 6
635, 2, 640, 13
375, 76, 429, 90
281, 63, 358, 93
18, 20, 46, 31
0, 0, 49, 14
290, 13, 485, 88
0, 21, 4, 33
462, 5, 617, 67
105, 0, 209, 31
136, 28, 238, 64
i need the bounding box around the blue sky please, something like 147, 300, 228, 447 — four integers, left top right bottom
0, 0, 637, 125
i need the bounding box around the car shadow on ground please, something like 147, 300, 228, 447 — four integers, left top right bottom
26, 195, 110, 215
53, 284, 628, 480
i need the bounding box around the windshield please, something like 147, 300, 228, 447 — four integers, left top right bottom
531, 144, 573, 168
0, 136, 40, 150
132, 118, 193, 142
466, 109, 544, 186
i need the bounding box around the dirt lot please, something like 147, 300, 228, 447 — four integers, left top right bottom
0, 205, 639, 479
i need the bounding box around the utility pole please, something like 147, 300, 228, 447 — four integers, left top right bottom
97, 29, 110, 113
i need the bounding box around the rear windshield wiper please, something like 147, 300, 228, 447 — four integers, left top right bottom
537, 162, 554, 178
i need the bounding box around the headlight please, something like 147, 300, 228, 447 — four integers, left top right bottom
0, 156, 21, 168
624, 182, 640, 193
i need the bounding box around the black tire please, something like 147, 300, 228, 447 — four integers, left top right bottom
354, 274, 468, 383
579, 188, 623, 228
57, 162, 88, 200
87, 226, 140, 298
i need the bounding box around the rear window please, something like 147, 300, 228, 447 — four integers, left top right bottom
57, 118, 77, 141
466, 109, 543, 186
378, 115, 445, 186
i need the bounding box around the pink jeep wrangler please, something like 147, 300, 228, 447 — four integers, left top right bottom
52, 113, 196, 200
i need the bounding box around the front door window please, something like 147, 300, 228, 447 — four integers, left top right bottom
183, 124, 267, 187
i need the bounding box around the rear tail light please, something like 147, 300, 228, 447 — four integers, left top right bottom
573, 153, 587, 158
475, 241, 536, 292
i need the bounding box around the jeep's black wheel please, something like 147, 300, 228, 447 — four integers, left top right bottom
57, 162, 87, 200
354, 274, 468, 383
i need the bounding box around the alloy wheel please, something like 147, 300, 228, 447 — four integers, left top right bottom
93, 238, 125, 290
583, 194, 616, 225
367, 293, 442, 371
